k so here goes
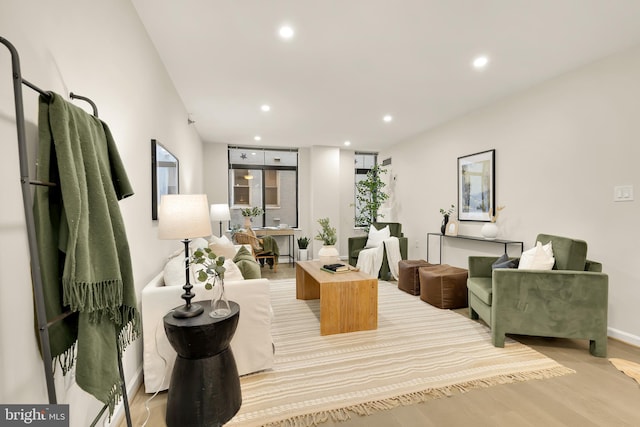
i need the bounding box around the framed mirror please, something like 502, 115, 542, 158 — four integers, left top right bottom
151, 139, 179, 220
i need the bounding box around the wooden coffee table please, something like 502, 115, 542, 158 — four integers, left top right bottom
295, 260, 378, 335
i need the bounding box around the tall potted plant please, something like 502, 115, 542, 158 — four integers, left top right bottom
354, 164, 389, 228
314, 217, 339, 264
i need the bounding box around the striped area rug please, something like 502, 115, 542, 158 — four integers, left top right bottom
227, 279, 574, 427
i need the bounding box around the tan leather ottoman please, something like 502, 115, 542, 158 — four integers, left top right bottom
419, 265, 468, 309
398, 260, 433, 295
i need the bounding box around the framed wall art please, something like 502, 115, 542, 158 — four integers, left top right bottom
457, 149, 495, 222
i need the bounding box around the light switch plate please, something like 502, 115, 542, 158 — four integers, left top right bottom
614, 185, 634, 202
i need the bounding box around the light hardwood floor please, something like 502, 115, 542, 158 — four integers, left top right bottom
118, 262, 640, 427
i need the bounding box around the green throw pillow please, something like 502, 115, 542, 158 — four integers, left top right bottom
233, 246, 261, 279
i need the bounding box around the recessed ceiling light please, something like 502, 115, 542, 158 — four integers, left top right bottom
251, 152, 257, 156
383, 115, 393, 123
254, 135, 262, 141
278, 25, 294, 40
261, 104, 271, 112
344, 140, 351, 146
472, 55, 489, 70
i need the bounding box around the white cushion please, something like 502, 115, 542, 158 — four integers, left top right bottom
165, 249, 243, 286
209, 234, 237, 260
518, 241, 555, 270
365, 225, 390, 249
191, 255, 244, 286
222, 258, 244, 282
190, 237, 210, 251
163, 254, 190, 286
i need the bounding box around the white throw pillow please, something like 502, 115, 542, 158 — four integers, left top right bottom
163, 254, 189, 286
365, 225, 391, 249
189, 256, 243, 285
540, 241, 553, 258
190, 237, 210, 251
209, 235, 237, 260
518, 241, 555, 270
222, 258, 244, 282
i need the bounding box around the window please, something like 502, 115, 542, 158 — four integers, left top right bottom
354, 152, 377, 227
264, 170, 279, 206
228, 147, 298, 228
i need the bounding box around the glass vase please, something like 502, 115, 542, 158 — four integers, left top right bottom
210, 278, 231, 318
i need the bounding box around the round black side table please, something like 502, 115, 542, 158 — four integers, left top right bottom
163, 301, 241, 427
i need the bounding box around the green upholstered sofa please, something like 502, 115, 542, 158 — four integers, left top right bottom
348, 222, 408, 280
467, 234, 608, 357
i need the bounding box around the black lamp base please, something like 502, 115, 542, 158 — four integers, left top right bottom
173, 302, 204, 318
173, 238, 204, 319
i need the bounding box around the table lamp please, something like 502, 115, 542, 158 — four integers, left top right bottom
210, 203, 231, 237
158, 194, 212, 318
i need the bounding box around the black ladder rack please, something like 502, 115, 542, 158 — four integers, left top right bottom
1, 36, 132, 427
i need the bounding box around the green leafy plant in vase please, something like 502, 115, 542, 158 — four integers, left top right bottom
240, 206, 264, 228
297, 236, 310, 249
297, 236, 310, 261
191, 247, 229, 317
315, 218, 339, 264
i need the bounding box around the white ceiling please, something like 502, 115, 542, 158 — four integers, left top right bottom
132, 0, 640, 151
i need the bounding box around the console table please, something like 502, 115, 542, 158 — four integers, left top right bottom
253, 227, 297, 264
427, 233, 524, 264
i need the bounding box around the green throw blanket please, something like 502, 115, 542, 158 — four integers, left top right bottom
34, 93, 140, 416
260, 235, 280, 263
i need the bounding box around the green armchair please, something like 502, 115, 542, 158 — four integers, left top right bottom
467, 234, 608, 357
348, 222, 408, 280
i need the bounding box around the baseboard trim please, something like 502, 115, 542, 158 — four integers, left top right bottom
608, 327, 640, 347
108, 366, 144, 427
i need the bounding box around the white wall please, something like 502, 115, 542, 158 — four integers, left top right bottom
296, 147, 314, 252
383, 45, 640, 345
202, 142, 229, 236
308, 146, 340, 258
0, 0, 203, 424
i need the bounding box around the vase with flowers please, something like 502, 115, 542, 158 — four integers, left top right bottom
240, 206, 264, 229
481, 205, 505, 240
191, 247, 230, 317
439, 204, 455, 235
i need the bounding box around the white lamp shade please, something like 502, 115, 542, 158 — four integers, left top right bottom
158, 194, 212, 240
210, 203, 231, 221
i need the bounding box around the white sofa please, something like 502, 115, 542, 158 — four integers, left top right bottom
141, 249, 274, 393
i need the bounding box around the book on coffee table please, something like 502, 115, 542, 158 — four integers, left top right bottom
321, 267, 351, 274
323, 263, 349, 272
